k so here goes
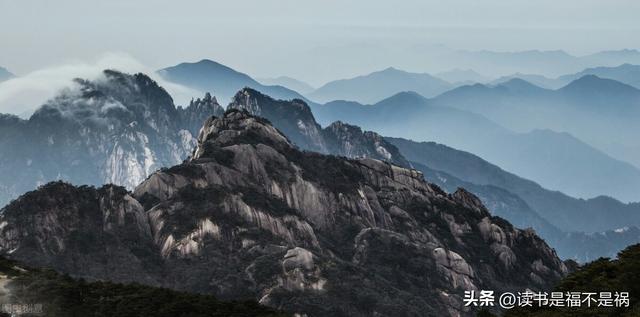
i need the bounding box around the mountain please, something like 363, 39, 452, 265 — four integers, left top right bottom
0, 70, 224, 207
434, 69, 490, 84
0, 109, 568, 316
557, 75, 640, 113
307, 67, 453, 104
387, 137, 640, 234
0, 256, 284, 317
313, 91, 507, 140
490, 63, 640, 90
433, 49, 640, 78
412, 160, 640, 262
205, 88, 638, 261
228, 88, 410, 167
258, 76, 315, 94
490, 73, 562, 89
158, 59, 308, 105
0, 66, 14, 82
558, 63, 640, 89
313, 89, 640, 202
433, 75, 640, 171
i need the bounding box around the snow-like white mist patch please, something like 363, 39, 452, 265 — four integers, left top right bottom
0, 52, 202, 118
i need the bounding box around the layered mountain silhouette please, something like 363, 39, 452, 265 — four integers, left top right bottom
434, 74, 640, 173
0, 109, 568, 316
307, 67, 453, 104
490, 63, 640, 90
430, 49, 640, 78
158, 59, 308, 105
227, 88, 410, 167
434, 69, 490, 85
388, 138, 640, 261
314, 88, 640, 202
190, 87, 640, 262
257, 76, 315, 94
558, 63, 640, 89
0, 69, 636, 264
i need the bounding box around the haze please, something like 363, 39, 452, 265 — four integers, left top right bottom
1, 0, 639, 85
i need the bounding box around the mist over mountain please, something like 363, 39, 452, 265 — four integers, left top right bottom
0, 67, 14, 82
557, 63, 640, 89
433, 74, 640, 171
0, 70, 224, 207
427, 49, 640, 79
158, 59, 308, 105
228, 88, 410, 168
434, 69, 490, 85
0, 109, 568, 316
490, 73, 561, 89
489, 63, 640, 91
258, 76, 315, 94
206, 87, 640, 261
388, 138, 640, 260
307, 67, 453, 104
313, 89, 640, 202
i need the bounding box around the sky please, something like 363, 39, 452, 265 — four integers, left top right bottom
1, 0, 639, 86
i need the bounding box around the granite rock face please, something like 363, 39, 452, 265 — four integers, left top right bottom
228, 87, 410, 168
0, 70, 223, 206
0, 110, 567, 316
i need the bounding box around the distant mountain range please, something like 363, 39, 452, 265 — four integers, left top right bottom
257, 76, 315, 94
428, 49, 640, 78
307, 67, 453, 104
203, 87, 640, 262
490, 63, 640, 90
313, 88, 640, 202
0, 66, 14, 82
155, 59, 640, 201
435, 69, 491, 85
388, 138, 640, 261
434, 74, 640, 171
158, 59, 309, 105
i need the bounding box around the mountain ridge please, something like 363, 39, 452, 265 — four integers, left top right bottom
0, 109, 568, 316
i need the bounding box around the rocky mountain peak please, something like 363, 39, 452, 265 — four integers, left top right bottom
192, 109, 293, 160
0, 70, 225, 206
228, 88, 328, 153
323, 121, 411, 168
1, 108, 568, 316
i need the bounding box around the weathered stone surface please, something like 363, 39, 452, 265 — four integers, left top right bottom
0, 110, 567, 316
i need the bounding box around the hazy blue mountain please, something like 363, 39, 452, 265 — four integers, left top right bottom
257, 76, 315, 94
490, 64, 640, 90
388, 137, 640, 235
158, 59, 309, 105
433, 75, 640, 170
558, 64, 640, 89
227, 87, 411, 167
433, 49, 640, 78
434, 69, 490, 84
313, 89, 640, 202
0, 70, 224, 207
0, 66, 14, 82
307, 67, 453, 104
490, 73, 562, 89
583, 49, 640, 68
410, 160, 640, 262
217, 88, 640, 261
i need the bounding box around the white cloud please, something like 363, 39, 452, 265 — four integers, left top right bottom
0, 52, 203, 118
